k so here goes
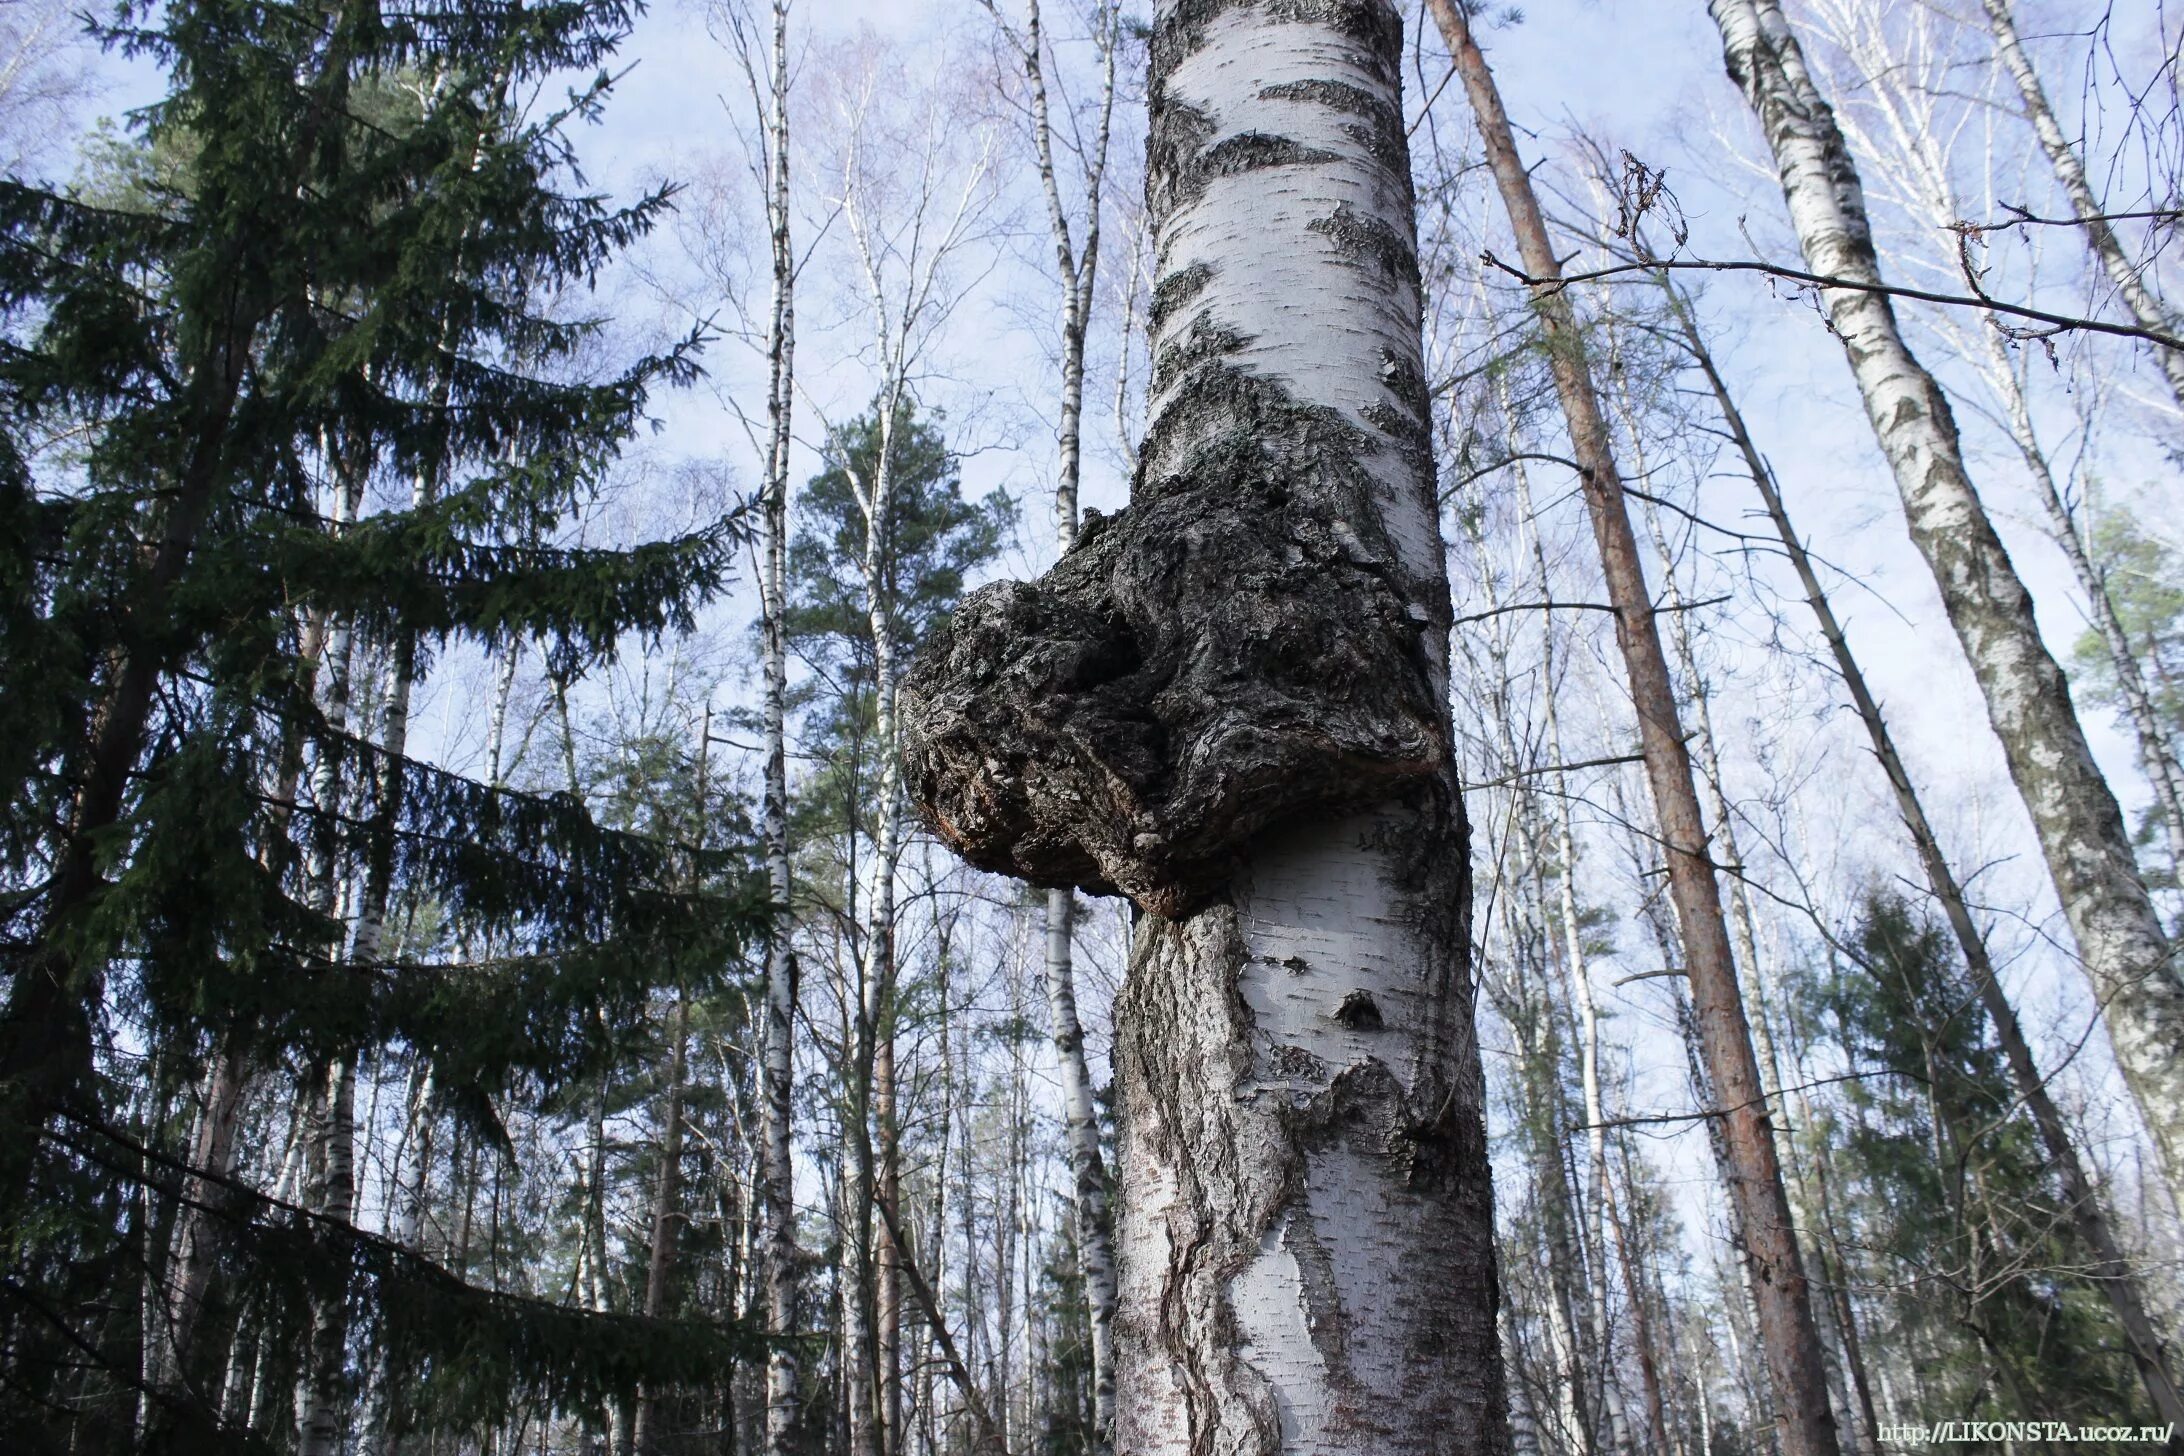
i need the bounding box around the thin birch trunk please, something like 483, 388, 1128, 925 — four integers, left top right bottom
1978, 0, 2184, 412
749, 9, 804, 1453
1463, 477, 1592, 1456
1798, 0, 2184, 889
1709, 0, 2184, 1210
1604, 1141, 1674, 1456
1666, 282, 2184, 1429
1528, 485, 1631, 1456
988, 1, 1125, 1439
160, 1042, 250, 1393
1982, 335, 2184, 870
1432, 9, 1838, 1456
849, 397, 907, 1456
294, 1053, 357, 1456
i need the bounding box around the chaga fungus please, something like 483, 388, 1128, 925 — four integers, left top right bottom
899, 382, 1447, 919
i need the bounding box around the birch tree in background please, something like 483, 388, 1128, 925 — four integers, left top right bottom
713, 2, 807, 1448
1794, 0, 2184, 889
819, 59, 1002, 1451
1709, 0, 2184, 1214
903, 0, 1507, 1449
1428, 8, 1842, 1456
976, 2, 1124, 1443
0, 0, 94, 170
1978, 0, 2184, 417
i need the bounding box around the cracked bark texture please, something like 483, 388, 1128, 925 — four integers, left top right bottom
1711, 0, 2184, 1213
900, 2, 1507, 1452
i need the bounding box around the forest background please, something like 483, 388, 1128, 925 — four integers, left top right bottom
3, 0, 2182, 1452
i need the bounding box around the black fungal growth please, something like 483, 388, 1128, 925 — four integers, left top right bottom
898, 362, 1444, 920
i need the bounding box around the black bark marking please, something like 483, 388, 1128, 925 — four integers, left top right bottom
1309, 201, 1421, 291
1149, 260, 1216, 331
1260, 76, 1406, 175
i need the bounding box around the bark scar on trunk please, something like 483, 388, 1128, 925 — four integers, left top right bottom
900, 362, 1446, 919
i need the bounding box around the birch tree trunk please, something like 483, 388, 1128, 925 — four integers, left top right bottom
829, 67, 997, 1448
1525, 464, 1630, 1456
297, 627, 416, 1456
903, 3, 1506, 1450
850, 410, 906, 1456
1978, 0, 2184, 412
1430, 9, 1840, 1456
293, 1054, 357, 1456
159, 1041, 250, 1390
984, 1, 1126, 1439
1459, 471, 1592, 1456
1710, 0, 2184, 1212
1982, 339, 2184, 868
1789, 0, 2184, 887
1667, 282, 2184, 1428
739, 5, 805, 1450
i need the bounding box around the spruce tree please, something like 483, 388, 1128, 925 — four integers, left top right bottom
0, 0, 765, 1447
1812, 894, 2149, 1427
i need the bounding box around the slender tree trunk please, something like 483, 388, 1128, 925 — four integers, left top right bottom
160, 1040, 251, 1390
1667, 283, 2184, 1429
1979, 0, 2184, 410
747, 10, 804, 1452
1604, 1143, 1674, 1456
1975, 323, 2184, 869
850, 395, 908, 1456
294, 400, 445, 1456
1431, 10, 1838, 1456
633, 993, 691, 1453
993, 1, 1126, 1439
294, 1054, 358, 1456
1709, 0, 2184, 1210
1535, 530, 1631, 1456
1468, 427, 1597, 1456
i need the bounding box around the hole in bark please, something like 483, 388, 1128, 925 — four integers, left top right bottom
1333, 989, 1383, 1030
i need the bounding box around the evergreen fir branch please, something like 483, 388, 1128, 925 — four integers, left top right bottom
275, 724, 765, 941
186, 485, 748, 673
43, 1109, 760, 1431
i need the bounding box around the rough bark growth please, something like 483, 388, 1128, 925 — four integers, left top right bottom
901, 374, 1447, 918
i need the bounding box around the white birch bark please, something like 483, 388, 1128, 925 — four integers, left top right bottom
1108, 5, 1502, 1451
979, 1, 1126, 1438
1800, 0, 2184, 895
903, 6, 1507, 1449
721, 3, 807, 1448
1978, 0, 2184, 413
1711, 0, 2184, 1211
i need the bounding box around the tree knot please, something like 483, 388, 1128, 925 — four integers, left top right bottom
900, 398, 1446, 919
